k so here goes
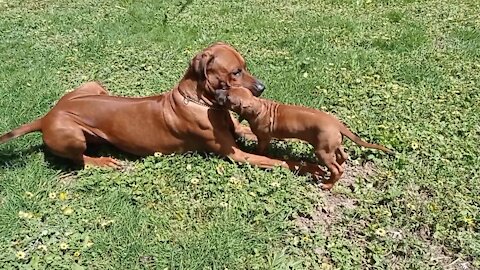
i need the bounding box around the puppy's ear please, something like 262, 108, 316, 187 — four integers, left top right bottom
192, 51, 214, 80
215, 89, 228, 106
227, 93, 243, 108
241, 101, 255, 115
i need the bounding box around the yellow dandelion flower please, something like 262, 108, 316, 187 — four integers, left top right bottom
73, 251, 81, 257
219, 202, 228, 208
428, 203, 438, 212
321, 262, 333, 270
18, 211, 34, 219
464, 216, 474, 226
59, 242, 69, 250
411, 142, 419, 150
375, 228, 387, 237
216, 164, 225, 175
270, 181, 280, 188
100, 219, 114, 228
62, 207, 74, 216
303, 235, 312, 242
15, 251, 26, 260
190, 178, 199, 185
406, 203, 416, 210
59, 192, 68, 201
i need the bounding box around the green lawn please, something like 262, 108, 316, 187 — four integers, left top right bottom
1, 0, 479, 269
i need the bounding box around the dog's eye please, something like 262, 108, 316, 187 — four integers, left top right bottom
232, 69, 242, 76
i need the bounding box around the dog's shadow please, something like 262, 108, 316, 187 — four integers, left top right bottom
0, 143, 143, 172
1, 136, 323, 179
0, 144, 44, 169
236, 137, 337, 183
236, 137, 318, 163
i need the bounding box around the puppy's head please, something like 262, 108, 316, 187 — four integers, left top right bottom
191, 42, 265, 100
215, 87, 257, 117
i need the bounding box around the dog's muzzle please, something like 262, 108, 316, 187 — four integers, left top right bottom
253, 80, 265, 96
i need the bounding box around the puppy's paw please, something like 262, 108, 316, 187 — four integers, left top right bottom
320, 182, 335, 190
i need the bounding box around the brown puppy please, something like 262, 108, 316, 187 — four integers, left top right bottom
0, 43, 322, 176
215, 87, 393, 190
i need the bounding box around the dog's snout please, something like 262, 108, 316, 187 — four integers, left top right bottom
255, 81, 265, 93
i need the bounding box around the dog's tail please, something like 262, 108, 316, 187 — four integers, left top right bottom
0, 118, 42, 144
338, 122, 394, 154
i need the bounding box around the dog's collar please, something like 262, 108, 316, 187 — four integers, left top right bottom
178, 89, 224, 110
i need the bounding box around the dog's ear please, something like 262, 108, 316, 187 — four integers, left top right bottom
214, 89, 228, 106
192, 51, 214, 80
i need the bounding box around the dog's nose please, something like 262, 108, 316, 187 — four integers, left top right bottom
255, 81, 265, 93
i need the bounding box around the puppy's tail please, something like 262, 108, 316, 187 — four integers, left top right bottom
338, 122, 394, 154
0, 118, 42, 144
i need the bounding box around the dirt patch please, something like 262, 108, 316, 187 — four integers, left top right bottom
340, 160, 376, 187
429, 244, 473, 270
296, 160, 377, 236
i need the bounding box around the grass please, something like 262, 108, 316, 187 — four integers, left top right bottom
0, 0, 479, 268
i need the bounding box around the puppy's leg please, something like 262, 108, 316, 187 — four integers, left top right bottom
42, 116, 121, 168
316, 149, 344, 190
315, 132, 344, 190
256, 136, 271, 155
335, 145, 348, 166
229, 112, 257, 141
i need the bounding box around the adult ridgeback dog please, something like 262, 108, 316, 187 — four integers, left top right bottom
215, 87, 393, 190
0, 42, 323, 176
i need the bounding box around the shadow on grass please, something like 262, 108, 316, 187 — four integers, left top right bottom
235, 137, 318, 163
0, 143, 144, 171
0, 144, 44, 169
1, 137, 329, 183
45, 144, 146, 172
162, 0, 194, 25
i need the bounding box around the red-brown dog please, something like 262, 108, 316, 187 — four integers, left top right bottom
215, 87, 393, 190
0, 43, 323, 176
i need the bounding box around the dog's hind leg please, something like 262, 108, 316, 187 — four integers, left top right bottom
335, 145, 348, 166
58, 81, 110, 102
42, 115, 120, 168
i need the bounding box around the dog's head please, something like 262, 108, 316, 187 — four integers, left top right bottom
215, 87, 257, 117
191, 42, 265, 99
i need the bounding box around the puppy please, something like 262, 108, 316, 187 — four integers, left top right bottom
215, 87, 393, 190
